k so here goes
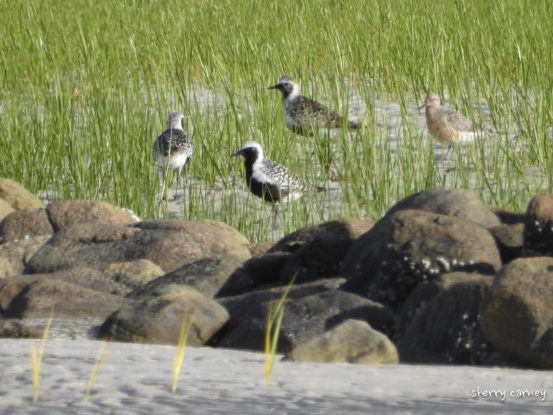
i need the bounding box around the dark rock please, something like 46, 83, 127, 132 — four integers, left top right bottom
340, 209, 501, 307
46, 200, 138, 231
0, 178, 44, 211
132, 256, 244, 299
99, 284, 229, 345
523, 194, 553, 256
0, 235, 50, 278
386, 188, 500, 228
0, 208, 53, 243
489, 223, 524, 263
287, 319, 398, 364
102, 259, 165, 296
25, 219, 250, 274
488, 206, 526, 225
212, 279, 395, 353
398, 277, 494, 364
480, 257, 553, 368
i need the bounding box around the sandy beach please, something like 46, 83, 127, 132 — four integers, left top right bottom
0, 338, 551, 414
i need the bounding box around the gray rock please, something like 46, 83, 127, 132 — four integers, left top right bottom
102, 259, 165, 296
213, 279, 395, 353
25, 219, 251, 274
386, 188, 500, 228
287, 319, 398, 364
99, 284, 229, 345
398, 276, 494, 364
340, 209, 501, 307
480, 257, 553, 368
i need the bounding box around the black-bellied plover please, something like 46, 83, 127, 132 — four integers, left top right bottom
152, 112, 193, 200
421, 93, 477, 145
232, 140, 321, 204
269, 75, 360, 136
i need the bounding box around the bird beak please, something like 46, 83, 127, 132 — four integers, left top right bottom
268, 84, 280, 90
232, 150, 243, 157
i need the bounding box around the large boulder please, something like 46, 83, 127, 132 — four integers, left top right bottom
0, 208, 53, 243
99, 284, 229, 345
102, 259, 165, 296
480, 257, 553, 368
25, 220, 251, 274
340, 209, 501, 307
398, 274, 494, 364
213, 279, 395, 353
0, 178, 44, 211
523, 194, 553, 256
386, 188, 500, 228
287, 319, 398, 364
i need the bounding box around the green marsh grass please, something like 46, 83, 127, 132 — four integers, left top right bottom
30, 310, 53, 402
171, 314, 192, 393
1, 0, 552, 241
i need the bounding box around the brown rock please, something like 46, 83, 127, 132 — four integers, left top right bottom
102, 259, 165, 296
25, 219, 251, 274
488, 206, 525, 225
386, 188, 500, 228
489, 223, 524, 263
340, 209, 502, 307
0, 198, 14, 222
0, 208, 53, 243
524, 194, 553, 256
46, 200, 139, 231
0, 235, 50, 278
99, 284, 229, 345
480, 257, 553, 368
287, 319, 398, 364
0, 178, 44, 211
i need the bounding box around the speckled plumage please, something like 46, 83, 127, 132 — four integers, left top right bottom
232, 140, 320, 203
153, 112, 193, 198
422, 94, 476, 144
269, 76, 359, 136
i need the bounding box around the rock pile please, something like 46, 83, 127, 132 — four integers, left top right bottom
1, 177, 553, 368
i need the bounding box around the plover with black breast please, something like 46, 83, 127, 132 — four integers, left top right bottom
152, 112, 193, 200
421, 93, 477, 147
269, 75, 360, 136
232, 140, 322, 204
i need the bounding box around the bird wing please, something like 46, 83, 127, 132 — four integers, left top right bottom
296, 96, 343, 126
439, 107, 474, 132
260, 159, 309, 193
154, 129, 192, 156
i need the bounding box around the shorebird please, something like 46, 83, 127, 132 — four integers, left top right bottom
152, 112, 193, 200
421, 93, 477, 147
232, 140, 322, 204
269, 76, 360, 136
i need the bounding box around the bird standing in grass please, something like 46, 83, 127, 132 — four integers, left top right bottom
152, 112, 193, 200
232, 140, 322, 204
269, 76, 360, 136
421, 93, 477, 147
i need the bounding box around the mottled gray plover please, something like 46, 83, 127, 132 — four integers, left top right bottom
421, 93, 477, 145
232, 140, 322, 204
153, 112, 193, 200
269, 76, 360, 136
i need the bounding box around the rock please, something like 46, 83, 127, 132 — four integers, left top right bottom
386, 188, 500, 228
46, 200, 139, 231
398, 277, 494, 364
0, 271, 130, 319
340, 209, 502, 307
102, 259, 165, 296
0, 208, 53, 243
0, 178, 44, 211
0, 198, 14, 222
488, 206, 525, 225
523, 194, 553, 256
269, 218, 375, 254
489, 223, 524, 263
212, 279, 395, 353
25, 219, 251, 274
216, 218, 374, 297
287, 319, 398, 364
248, 242, 274, 256
99, 284, 229, 345
0, 235, 50, 278
480, 257, 553, 368
132, 256, 244, 299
